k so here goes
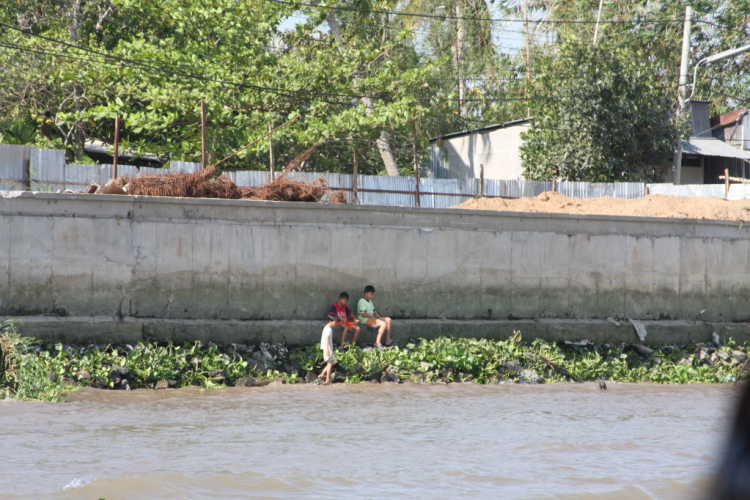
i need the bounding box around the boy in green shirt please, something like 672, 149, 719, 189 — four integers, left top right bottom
357, 285, 394, 348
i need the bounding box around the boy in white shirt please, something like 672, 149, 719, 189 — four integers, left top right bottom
318, 315, 337, 384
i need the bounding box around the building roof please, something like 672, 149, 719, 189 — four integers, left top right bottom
428, 118, 532, 142
710, 108, 749, 128
682, 137, 750, 160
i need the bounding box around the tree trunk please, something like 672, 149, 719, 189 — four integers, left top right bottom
325, 11, 401, 176
68, 0, 84, 162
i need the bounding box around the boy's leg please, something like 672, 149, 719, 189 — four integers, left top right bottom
325, 361, 334, 383
374, 319, 386, 346
339, 325, 350, 348
352, 324, 360, 345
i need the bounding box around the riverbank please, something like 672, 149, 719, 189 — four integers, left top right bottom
2, 319, 748, 402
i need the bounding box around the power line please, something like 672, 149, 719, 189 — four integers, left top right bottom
263, 0, 687, 25
0, 23, 393, 103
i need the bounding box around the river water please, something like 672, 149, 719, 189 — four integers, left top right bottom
0, 382, 739, 499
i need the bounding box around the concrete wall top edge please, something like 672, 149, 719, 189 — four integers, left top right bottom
1, 190, 749, 239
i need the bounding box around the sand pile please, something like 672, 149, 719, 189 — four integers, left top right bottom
453, 191, 750, 222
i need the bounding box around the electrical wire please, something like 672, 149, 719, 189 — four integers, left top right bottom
261, 0, 687, 25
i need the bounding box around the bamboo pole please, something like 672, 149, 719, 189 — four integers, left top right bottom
200, 100, 207, 169
725, 168, 730, 200
269, 122, 275, 180
112, 114, 120, 179
719, 175, 750, 184
352, 147, 359, 204
411, 122, 421, 207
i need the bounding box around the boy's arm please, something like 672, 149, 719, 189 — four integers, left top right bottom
357, 300, 374, 319
346, 307, 358, 322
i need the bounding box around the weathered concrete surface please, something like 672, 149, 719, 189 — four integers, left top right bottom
1, 191, 750, 343
9, 316, 750, 346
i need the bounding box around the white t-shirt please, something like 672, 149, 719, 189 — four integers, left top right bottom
320, 325, 333, 354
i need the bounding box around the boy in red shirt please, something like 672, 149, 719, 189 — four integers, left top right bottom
329, 292, 360, 349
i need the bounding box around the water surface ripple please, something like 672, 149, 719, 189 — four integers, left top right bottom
0, 383, 737, 499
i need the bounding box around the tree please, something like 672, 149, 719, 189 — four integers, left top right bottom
520, 42, 686, 182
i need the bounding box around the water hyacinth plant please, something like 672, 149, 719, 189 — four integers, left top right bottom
1, 322, 748, 402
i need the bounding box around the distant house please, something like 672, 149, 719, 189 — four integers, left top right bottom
428, 119, 531, 180
680, 101, 750, 184
429, 104, 750, 184
711, 107, 749, 150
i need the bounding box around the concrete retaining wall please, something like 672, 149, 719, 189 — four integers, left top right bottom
2, 191, 750, 344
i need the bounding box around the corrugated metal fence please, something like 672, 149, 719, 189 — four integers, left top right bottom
3, 144, 750, 207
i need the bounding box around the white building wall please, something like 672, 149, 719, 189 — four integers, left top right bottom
440, 123, 530, 180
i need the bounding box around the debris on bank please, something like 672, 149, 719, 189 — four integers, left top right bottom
80, 166, 347, 204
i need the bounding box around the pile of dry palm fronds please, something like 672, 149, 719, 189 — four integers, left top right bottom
105, 166, 347, 204
86, 138, 347, 203
124, 166, 243, 199
242, 176, 345, 203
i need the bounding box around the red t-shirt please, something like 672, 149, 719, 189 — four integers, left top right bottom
330, 302, 352, 321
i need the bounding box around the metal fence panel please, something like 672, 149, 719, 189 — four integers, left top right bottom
0, 144, 30, 190
170, 161, 201, 173
728, 184, 750, 201
30, 148, 66, 191
357, 174, 415, 206
647, 183, 725, 198
8, 144, 750, 205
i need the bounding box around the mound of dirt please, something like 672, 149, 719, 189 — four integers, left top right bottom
453, 191, 750, 222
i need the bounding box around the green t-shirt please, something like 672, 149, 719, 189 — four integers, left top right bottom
357, 298, 375, 323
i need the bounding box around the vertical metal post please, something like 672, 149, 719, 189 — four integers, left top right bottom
112, 114, 120, 179
200, 100, 207, 169
672, 6, 692, 185
269, 122, 275, 180
411, 122, 421, 207
352, 146, 359, 204
725, 168, 730, 200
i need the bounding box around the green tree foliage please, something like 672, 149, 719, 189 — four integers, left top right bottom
0, 1, 748, 178
520, 42, 686, 181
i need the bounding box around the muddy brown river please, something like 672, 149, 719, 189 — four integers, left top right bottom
0, 383, 740, 499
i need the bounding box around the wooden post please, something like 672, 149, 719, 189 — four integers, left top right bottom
112, 114, 120, 179
200, 100, 207, 169
411, 122, 421, 207
268, 122, 275, 180
725, 168, 730, 200
352, 146, 359, 204
552, 179, 557, 192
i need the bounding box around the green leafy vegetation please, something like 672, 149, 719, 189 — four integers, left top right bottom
520, 41, 687, 181
1, 1, 748, 178
2, 323, 748, 402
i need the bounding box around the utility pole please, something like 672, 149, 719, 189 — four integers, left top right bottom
672, 6, 692, 185
593, 0, 604, 44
